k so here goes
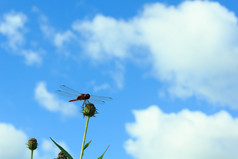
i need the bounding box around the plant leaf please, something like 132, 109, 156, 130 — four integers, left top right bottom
50, 137, 73, 159
83, 140, 92, 150
98, 145, 110, 159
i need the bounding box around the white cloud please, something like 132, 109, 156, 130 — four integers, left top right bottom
39, 19, 55, 39
21, 50, 42, 66
41, 22, 74, 51
110, 62, 125, 89
34, 8, 75, 49
125, 105, 238, 159
72, 14, 140, 60
41, 138, 71, 158
137, 1, 238, 108
0, 11, 44, 66
72, 1, 238, 109
93, 83, 110, 92
34, 81, 78, 116
0, 122, 67, 159
32, 6, 53, 39
0, 123, 29, 159
0, 11, 27, 50
54, 30, 75, 47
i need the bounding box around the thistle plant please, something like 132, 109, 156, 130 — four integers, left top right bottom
27, 138, 38, 159
50, 102, 109, 159
57, 151, 68, 159
80, 103, 97, 159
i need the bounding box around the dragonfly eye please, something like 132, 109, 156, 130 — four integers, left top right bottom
86, 94, 90, 99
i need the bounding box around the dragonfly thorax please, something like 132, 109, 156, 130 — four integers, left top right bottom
77, 94, 90, 100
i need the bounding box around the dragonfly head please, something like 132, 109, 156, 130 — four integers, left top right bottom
85, 94, 90, 99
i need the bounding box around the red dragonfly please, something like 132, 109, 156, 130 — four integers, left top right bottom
55, 85, 112, 106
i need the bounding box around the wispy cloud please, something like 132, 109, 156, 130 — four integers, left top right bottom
110, 62, 125, 89
0, 11, 26, 50
125, 106, 238, 159
54, 30, 75, 48
71, 1, 238, 109
21, 50, 42, 66
0, 11, 43, 66
93, 83, 110, 92
33, 7, 75, 49
34, 81, 78, 116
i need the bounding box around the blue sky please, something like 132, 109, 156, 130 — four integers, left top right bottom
1, 0, 238, 159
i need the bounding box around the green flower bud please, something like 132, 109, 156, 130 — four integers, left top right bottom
57, 151, 67, 159
83, 103, 97, 117
27, 138, 38, 150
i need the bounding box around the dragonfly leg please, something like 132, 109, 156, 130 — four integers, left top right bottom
81, 100, 89, 109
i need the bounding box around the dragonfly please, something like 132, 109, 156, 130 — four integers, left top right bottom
55, 85, 112, 107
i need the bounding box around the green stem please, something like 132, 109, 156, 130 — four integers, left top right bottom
30, 150, 33, 159
80, 116, 90, 159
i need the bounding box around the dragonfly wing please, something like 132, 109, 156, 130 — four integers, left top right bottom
88, 98, 106, 105
60, 85, 82, 95
55, 90, 78, 98
90, 95, 112, 101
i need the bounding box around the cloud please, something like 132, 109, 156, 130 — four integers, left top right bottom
0, 11, 27, 50
72, 14, 140, 60
33, 7, 75, 49
32, 6, 52, 39
21, 50, 42, 66
110, 62, 125, 89
0, 11, 43, 66
0, 123, 29, 159
34, 81, 78, 116
0, 122, 67, 159
42, 25, 75, 50
125, 105, 238, 159
54, 30, 75, 47
93, 83, 110, 92
41, 138, 71, 158
72, 1, 238, 109
137, 1, 238, 108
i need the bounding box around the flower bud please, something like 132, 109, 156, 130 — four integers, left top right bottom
83, 103, 97, 117
57, 151, 67, 159
27, 138, 38, 150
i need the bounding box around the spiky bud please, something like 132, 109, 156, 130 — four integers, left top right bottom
57, 151, 67, 159
83, 103, 97, 117
27, 138, 38, 150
